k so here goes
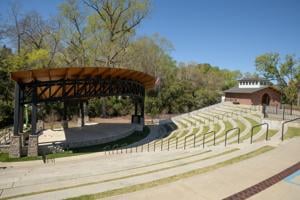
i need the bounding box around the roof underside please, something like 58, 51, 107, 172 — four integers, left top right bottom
11, 67, 156, 90
223, 86, 280, 94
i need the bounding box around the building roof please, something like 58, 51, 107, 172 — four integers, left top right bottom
238, 77, 270, 82
11, 67, 156, 90
223, 86, 280, 94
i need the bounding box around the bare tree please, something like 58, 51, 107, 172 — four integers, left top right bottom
84, 0, 149, 67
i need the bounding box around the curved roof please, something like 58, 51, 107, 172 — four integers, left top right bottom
11, 67, 156, 89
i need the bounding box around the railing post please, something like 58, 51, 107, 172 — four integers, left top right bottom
154, 141, 156, 152
203, 133, 205, 148
147, 142, 150, 152
225, 130, 228, 146
251, 126, 254, 144
283, 105, 285, 120
281, 117, 300, 141
161, 139, 163, 151
136, 145, 138, 153
265, 123, 269, 141
184, 136, 187, 150
213, 131, 216, 146
176, 137, 178, 149
193, 134, 196, 148
237, 128, 240, 144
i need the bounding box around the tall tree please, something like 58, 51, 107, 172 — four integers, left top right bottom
58, 0, 87, 67
84, 0, 150, 67
255, 53, 300, 104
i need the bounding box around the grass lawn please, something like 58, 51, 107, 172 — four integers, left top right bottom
239, 117, 261, 142
0, 126, 150, 162
254, 129, 278, 142
284, 127, 300, 139
226, 119, 246, 144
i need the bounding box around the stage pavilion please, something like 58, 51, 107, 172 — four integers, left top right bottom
9, 67, 155, 158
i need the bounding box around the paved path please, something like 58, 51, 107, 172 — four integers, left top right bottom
107, 138, 300, 200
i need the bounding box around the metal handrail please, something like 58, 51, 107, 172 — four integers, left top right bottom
104, 145, 110, 155
250, 123, 269, 144
112, 144, 118, 154
281, 117, 300, 141
225, 127, 240, 146
120, 143, 127, 154
147, 142, 150, 152
154, 140, 159, 152
167, 137, 176, 151
203, 131, 215, 148
184, 134, 195, 149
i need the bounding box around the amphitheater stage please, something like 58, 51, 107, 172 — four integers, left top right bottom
38, 123, 136, 148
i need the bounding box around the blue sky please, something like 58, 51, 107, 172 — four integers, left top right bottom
1, 0, 300, 72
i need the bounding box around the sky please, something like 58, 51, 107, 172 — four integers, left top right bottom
1, 0, 300, 73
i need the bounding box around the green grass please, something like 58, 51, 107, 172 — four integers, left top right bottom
239, 117, 260, 142
192, 128, 199, 135
176, 120, 187, 128
0, 127, 150, 162
183, 118, 196, 126
226, 120, 246, 145
66, 146, 274, 200
207, 121, 232, 144
284, 127, 300, 139
254, 129, 278, 142
190, 116, 204, 124
196, 113, 210, 122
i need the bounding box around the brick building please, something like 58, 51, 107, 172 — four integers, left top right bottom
223, 78, 281, 106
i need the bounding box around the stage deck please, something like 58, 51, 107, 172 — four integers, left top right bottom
38, 123, 136, 146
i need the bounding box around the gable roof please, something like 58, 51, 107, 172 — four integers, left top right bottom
223, 86, 280, 94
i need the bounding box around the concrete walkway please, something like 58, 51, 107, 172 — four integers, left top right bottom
107, 138, 300, 200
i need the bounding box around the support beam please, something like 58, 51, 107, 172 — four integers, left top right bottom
140, 97, 145, 126
62, 101, 68, 129
80, 101, 84, 127
84, 101, 89, 123
63, 101, 67, 121
134, 100, 138, 116
13, 83, 20, 135
31, 85, 37, 135
18, 104, 24, 133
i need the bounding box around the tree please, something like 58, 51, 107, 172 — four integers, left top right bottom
58, 0, 87, 66
84, 0, 150, 67
255, 53, 300, 105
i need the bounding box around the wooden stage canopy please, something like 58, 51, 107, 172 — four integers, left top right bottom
10, 67, 156, 136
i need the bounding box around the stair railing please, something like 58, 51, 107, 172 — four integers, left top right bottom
250, 123, 269, 144
281, 117, 300, 141
225, 127, 240, 146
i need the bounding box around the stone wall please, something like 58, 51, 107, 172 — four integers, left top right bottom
8, 136, 21, 158
27, 135, 38, 157
0, 145, 9, 153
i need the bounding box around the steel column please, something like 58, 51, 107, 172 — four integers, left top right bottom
80, 101, 84, 127
13, 83, 20, 135
31, 84, 37, 135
